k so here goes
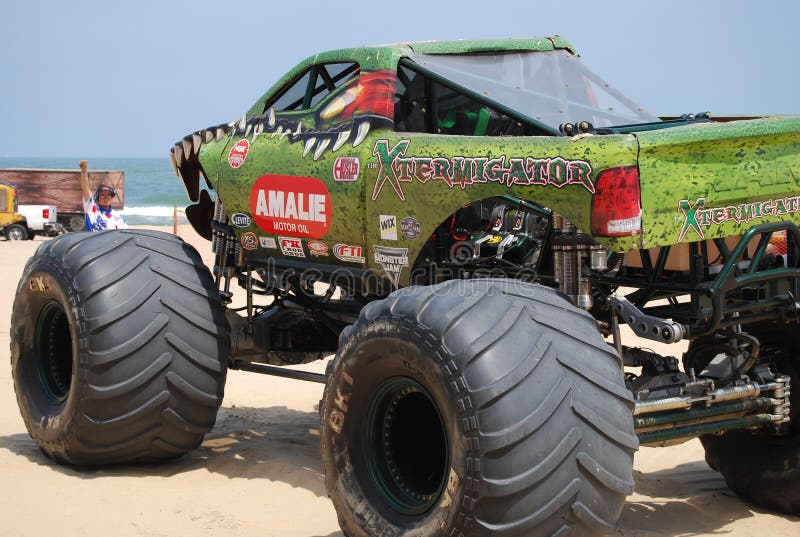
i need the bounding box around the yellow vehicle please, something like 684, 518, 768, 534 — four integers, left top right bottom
0, 180, 29, 240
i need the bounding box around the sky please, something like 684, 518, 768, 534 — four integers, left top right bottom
1, 0, 798, 158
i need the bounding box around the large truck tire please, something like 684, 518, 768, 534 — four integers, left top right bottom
321, 279, 637, 537
692, 321, 800, 514
11, 229, 228, 465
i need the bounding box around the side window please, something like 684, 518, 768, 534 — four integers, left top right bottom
310, 63, 359, 107
394, 64, 526, 136
267, 62, 359, 113
0, 191, 7, 212
270, 71, 312, 112
394, 65, 428, 133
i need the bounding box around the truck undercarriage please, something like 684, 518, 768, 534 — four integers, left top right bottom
212, 190, 796, 450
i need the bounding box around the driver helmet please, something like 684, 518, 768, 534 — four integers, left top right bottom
95, 184, 117, 200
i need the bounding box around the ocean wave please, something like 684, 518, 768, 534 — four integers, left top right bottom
120, 205, 185, 217
120, 205, 188, 226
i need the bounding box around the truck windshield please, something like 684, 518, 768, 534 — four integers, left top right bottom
408, 49, 659, 130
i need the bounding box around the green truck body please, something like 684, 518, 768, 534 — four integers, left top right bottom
174, 38, 800, 284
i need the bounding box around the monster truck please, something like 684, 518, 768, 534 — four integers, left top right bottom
11, 37, 799, 536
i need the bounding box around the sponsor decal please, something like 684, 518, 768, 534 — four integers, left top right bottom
250, 174, 331, 239
512, 211, 525, 231
334, 244, 366, 263
240, 232, 258, 250
487, 235, 503, 244
259, 236, 277, 249
333, 156, 360, 181
400, 217, 422, 239
379, 214, 397, 240
373, 246, 409, 286
279, 236, 306, 258
678, 195, 800, 242
372, 139, 594, 201
307, 240, 329, 256
231, 213, 252, 227
228, 139, 250, 168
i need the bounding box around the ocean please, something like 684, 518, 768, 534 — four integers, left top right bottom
0, 157, 189, 226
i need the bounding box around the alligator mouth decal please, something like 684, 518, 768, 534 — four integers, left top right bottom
172, 70, 395, 239
171, 110, 393, 240
171, 111, 390, 203
171, 70, 397, 203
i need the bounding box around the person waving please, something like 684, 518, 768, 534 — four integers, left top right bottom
79, 160, 127, 231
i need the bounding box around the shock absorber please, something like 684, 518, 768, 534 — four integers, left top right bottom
211, 197, 236, 304
552, 214, 607, 310
211, 196, 226, 283
553, 214, 564, 285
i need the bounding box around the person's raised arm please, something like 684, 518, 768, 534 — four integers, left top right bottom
79, 160, 91, 202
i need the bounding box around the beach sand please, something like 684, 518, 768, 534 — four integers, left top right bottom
0, 227, 797, 536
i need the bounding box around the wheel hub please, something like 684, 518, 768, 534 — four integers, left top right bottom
34, 301, 73, 404
363, 377, 449, 515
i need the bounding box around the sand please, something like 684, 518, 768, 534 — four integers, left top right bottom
0, 227, 797, 536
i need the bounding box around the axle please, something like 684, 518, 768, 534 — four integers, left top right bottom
633, 374, 790, 446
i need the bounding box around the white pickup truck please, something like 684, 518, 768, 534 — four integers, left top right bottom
17, 204, 65, 238
1, 180, 66, 240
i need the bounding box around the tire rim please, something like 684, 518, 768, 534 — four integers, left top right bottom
34, 301, 73, 404
8, 227, 24, 240
363, 377, 449, 515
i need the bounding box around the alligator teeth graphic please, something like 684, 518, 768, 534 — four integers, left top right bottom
252, 121, 264, 143
313, 138, 331, 161
227, 108, 390, 161
332, 129, 351, 152
303, 137, 317, 157
353, 121, 371, 147
171, 107, 392, 197
169, 149, 179, 175
173, 143, 184, 167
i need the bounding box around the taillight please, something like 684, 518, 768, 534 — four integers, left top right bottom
42, 208, 49, 219
590, 165, 641, 237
